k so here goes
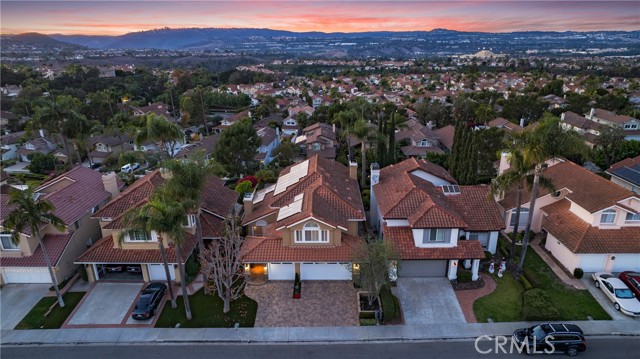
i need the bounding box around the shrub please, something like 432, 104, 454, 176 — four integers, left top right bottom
522, 288, 560, 321
359, 311, 375, 319
255, 169, 277, 183
184, 253, 201, 284
457, 270, 472, 283
380, 285, 398, 321
239, 175, 258, 188
523, 267, 545, 289
360, 318, 377, 326
77, 265, 88, 282
234, 180, 253, 195
573, 267, 584, 279
520, 275, 534, 291
484, 251, 493, 261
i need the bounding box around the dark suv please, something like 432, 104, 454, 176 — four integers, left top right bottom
513, 323, 586, 356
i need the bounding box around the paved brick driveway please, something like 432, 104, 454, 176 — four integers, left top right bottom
245, 281, 359, 327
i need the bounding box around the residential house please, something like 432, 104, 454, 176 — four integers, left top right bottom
175, 133, 220, 161
282, 116, 299, 136
485, 118, 523, 133
0, 85, 21, 98
606, 155, 640, 195
16, 131, 66, 163
133, 102, 177, 122
87, 134, 134, 164
75, 170, 238, 283
0, 131, 25, 161
241, 155, 365, 280
434, 125, 455, 152
294, 122, 338, 159
370, 158, 504, 281
213, 109, 251, 133
560, 111, 601, 147
0, 166, 121, 284
255, 127, 280, 165
585, 108, 640, 141
496, 158, 640, 273
395, 119, 444, 157
0, 110, 17, 128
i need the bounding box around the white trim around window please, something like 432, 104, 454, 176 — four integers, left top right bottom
600, 208, 617, 224
294, 222, 329, 243
124, 230, 157, 243
625, 212, 640, 222
0, 233, 20, 250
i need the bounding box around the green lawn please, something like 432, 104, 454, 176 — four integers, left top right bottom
15, 292, 85, 329
155, 288, 257, 328
474, 274, 525, 323
473, 239, 610, 322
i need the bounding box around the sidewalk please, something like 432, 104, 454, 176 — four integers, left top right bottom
530, 235, 586, 290
2, 320, 639, 345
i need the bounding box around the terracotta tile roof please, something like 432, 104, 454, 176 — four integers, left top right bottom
447, 186, 506, 231
201, 211, 225, 238
400, 145, 444, 157
243, 155, 365, 228
0, 233, 72, 267
306, 147, 336, 159
384, 226, 484, 260
200, 176, 238, 218
241, 233, 361, 262
434, 125, 455, 151
498, 160, 636, 213
34, 166, 114, 226
541, 199, 640, 254
302, 122, 337, 144
487, 118, 523, 132
175, 134, 220, 159
75, 233, 197, 264
93, 170, 164, 220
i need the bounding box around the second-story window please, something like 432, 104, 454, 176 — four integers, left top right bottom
294, 222, 329, 243
600, 209, 617, 224
125, 230, 153, 242
0, 232, 20, 250
182, 214, 196, 227
625, 212, 640, 222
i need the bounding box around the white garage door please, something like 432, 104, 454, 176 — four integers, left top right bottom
268, 263, 295, 280
148, 264, 176, 281
2, 270, 52, 284
301, 263, 352, 280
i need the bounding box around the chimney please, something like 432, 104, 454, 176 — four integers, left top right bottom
332, 123, 336, 133
560, 113, 565, 122
101, 172, 119, 198
349, 161, 358, 181
589, 108, 595, 119
370, 163, 380, 186
243, 192, 254, 217
519, 118, 525, 128
498, 151, 510, 175
39, 129, 45, 138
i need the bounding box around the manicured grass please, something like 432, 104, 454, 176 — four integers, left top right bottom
155, 288, 257, 328
474, 274, 525, 323
474, 239, 610, 322
15, 292, 85, 329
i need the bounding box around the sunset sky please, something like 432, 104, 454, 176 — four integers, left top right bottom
1, 1, 638, 35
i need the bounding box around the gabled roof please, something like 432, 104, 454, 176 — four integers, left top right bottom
93, 169, 164, 220
499, 160, 636, 213
200, 176, 238, 218
561, 112, 600, 131
588, 108, 635, 124
607, 155, 640, 186
434, 125, 455, 151
241, 232, 361, 262
302, 122, 336, 144
541, 199, 640, 254
242, 155, 365, 228
383, 226, 484, 259
0, 233, 72, 267
75, 234, 197, 264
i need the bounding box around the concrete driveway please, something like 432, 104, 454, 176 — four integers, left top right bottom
581, 276, 638, 321
0, 284, 50, 330
67, 283, 143, 325
394, 277, 466, 325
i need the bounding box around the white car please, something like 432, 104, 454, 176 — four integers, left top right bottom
120, 162, 140, 173
592, 272, 640, 317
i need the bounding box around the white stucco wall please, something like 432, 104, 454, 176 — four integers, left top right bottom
545, 233, 581, 273
411, 228, 459, 248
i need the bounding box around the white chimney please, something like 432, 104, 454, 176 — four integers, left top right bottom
101, 172, 119, 198
370, 163, 380, 186
349, 161, 358, 181
498, 152, 511, 175
39, 129, 45, 138
332, 123, 336, 133
589, 108, 595, 119
560, 113, 565, 122
243, 192, 254, 217
519, 118, 525, 128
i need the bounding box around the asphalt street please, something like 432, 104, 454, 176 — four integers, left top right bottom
2, 337, 639, 359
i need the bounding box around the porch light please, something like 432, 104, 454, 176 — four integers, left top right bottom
353, 263, 360, 270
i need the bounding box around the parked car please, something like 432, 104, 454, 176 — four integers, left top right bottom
592, 272, 640, 317
131, 282, 167, 320
619, 271, 640, 300
104, 264, 125, 273
126, 265, 142, 274
512, 323, 586, 356
120, 162, 140, 173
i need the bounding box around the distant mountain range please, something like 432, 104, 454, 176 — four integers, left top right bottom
3, 28, 639, 57
3, 32, 85, 50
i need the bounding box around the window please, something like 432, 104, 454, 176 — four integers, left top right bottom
419, 139, 430, 147
422, 229, 450, 244
91, 205, 99, 214
509, 207, 529, 227
600, 209, 616, 224
294, 222, 329, 243
625, 212, 640, 221
124, 230, 152, 242
624, 124, 638, 130
182, 214, 196, 227
0, 232, 19, 250
312, 143, 321, 151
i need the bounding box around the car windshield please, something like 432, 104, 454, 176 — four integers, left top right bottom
530, 325, 547, 341
615, 288, 635, 299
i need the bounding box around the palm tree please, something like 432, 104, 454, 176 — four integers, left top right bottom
119, 195, 182, 310
516, 115, 587, 273
135, 113, 183, 160
4, 186, 66, 307
33, 95, 87, 164
352, 118, 373, 188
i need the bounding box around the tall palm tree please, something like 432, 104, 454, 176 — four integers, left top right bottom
33, 95, 87, 164
4, 186, 66, 307
135, 113, 183, 160
119, 195, 183, 310
352, 118, 373, 188
516, 115, 587, 273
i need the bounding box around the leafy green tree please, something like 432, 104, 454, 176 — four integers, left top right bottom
415, 100, 452, 128
271, 139, 297, 168
33, 95, 87, 163
213, 118, 261, 177
565, 93, 591, 115
594, 126, 627, 168
475, 103, 496, 124
351, 236, 400, 307
501, 95, 546, 126
26, 153, 58, 174
452, 96, 478, 124
234, 180, 253, 195
474, 127, 505, 181
449, 120, 477, 185
4, 186, 66, 307
134, 113, 183, 160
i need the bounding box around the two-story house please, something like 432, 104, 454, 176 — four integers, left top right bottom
294, 122, 337, 159
370, 158, 504, 281
87, 134, 134, 164
16, 134, 62, 163
0, 131, 25, 161
281, 116, 299, 136
254, 126, 280, 165
560, 111, 601, 147
74, 170, 238, 283
496, 158, 640, 273
395, 119, 444, 158
0, 166, 121, 284
240, 155, 365, 281
585, 108, 640, 141
175, 133, 220, 161
606, 155, 640, 195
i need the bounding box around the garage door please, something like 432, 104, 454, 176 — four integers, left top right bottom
148, 264, 176, 281
2, 270, 52, 284
268, 263, 295, 280
398, 260, 447, 277
301, 263, 352, 280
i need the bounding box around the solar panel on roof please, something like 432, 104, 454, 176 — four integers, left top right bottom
273, 160, 309, 195
276, 194, 304, 221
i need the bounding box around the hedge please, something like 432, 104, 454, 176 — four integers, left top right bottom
359, 311, 375, 319
520, 275, 534, 291
458, 271, 472, 283
523, 267, 545, 289
380, 285, 398, 321
573, 268, 584, 279
523, 288, 560, 321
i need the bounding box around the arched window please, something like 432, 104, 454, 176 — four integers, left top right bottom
600, 209, 616, 224
295, 222, 329, 243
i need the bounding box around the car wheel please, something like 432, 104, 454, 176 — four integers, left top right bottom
566, 347, 578, 357
614, 303, 621, 311
594, 281, 600, 288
